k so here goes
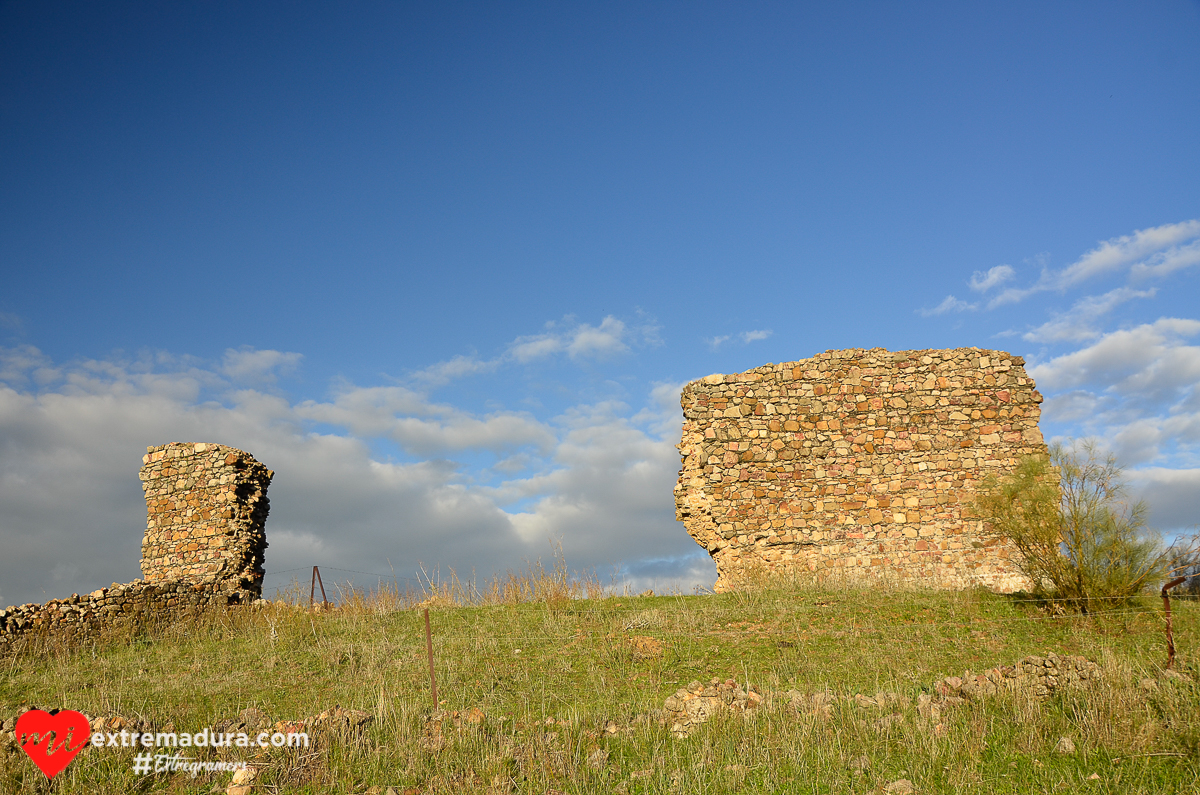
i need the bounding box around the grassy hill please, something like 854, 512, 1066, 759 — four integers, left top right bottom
1, 570, 1197, 794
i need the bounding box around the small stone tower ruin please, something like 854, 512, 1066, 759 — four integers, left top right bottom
675, 348, 1050, 593
139, 442, 272, 595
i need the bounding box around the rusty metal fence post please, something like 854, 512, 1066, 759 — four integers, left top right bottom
310, 566, 329, 610
1162, 576, 1187, 670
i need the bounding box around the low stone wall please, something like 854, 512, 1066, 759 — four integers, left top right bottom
675, 347, 1050, 592
0, 578, 256, 656
0, 442, 272, 657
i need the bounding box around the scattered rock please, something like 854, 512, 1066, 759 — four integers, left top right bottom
784, 690, 834, 719
663, 678, 763, 737
1054, 736, 1076, 755
306, 705, 372, 733
226, 765, 258, 795
884, 779, 915, 794
586, 748, 609, 769
916, 693, 939, 722
875, 713, 905, 730
930, 653, 1099, 703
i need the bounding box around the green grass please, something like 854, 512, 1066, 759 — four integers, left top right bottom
1, 578, 1197, 794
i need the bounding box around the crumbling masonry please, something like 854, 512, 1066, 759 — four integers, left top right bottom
674, 348, 1049, 592
0, 443, 271, 655
139, 442, 271, 589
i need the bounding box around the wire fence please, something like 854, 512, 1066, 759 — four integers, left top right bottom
249, 563, 1197, 650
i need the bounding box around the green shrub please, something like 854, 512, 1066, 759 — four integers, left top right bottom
975, 440, 1193, 613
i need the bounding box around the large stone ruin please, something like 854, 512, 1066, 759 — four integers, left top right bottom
140, 442, 272, 591
675, 347, 1050, 592
0, 442, 271, 655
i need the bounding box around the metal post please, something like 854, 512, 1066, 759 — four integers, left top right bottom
1162, 576, 1186, 670
424, 607, 439, 710
310, 566, 316, 608
315, 567, 329, 609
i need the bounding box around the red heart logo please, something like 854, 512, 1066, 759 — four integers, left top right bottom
16, 709, 91, 779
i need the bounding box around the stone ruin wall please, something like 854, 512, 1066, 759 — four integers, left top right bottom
140, 442, 272, 590
675, 347, 1050, 593
0, 443, 271, 656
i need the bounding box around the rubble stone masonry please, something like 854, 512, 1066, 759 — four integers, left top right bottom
0, 443, 271, 656
139, 442, 272, 589
675, 348, 1049, 592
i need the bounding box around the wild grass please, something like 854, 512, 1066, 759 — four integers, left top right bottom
1, 566, 1197, 794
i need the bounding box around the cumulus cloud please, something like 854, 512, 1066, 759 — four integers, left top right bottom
969, 264, 1014, 293
705, 335, 730, 351
295, 385, 556, 455
1129, 237, 1200, 281
918, 295, 978, 317
1034, 318, 1200, 466
1057, 220, 1200, 288
986, 220, 1200, 308
740, 330, 772, 343
221, 347, 303, 384
1022, 286, 1157, 343
706, 330, 773, 350
409, 354, 498, 387
509, 316, 631, 362
1128, 467, 1200, 532
406, 314, 660, 386
0, 343, 710, 607
1030, 318, 1200, 396
0, 345, 56, 386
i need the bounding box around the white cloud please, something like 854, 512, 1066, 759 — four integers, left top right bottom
497, 397, 689, 569
984, 220, 1200, 308
0, 345, 55, 386
969, 264, 1014, 292
298, 387, 556, 455
1130, 238, 1200, 281
566, 316, 628, 358
509, 315, 630, 362
987, 286, 1035, 308
0, 343, 707, 607
508, 334, 564, 362
1038, 390, 1105, 423
705, 335, 730, 351
1033, 318, 1200, 467
918, 295, 978, 317
412, 314, 652, 381
740, 329, 772, 343
1057, 220, 1200, 289
1022, 286, 1157, 343
410, 354, 498, 387
1128, 467, 1200, 532
1030, 318, 1200, 395
221, 347, 303, 383
706, 330, 772, 350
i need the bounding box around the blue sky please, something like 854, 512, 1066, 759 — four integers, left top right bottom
2, 1, 1199, 607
